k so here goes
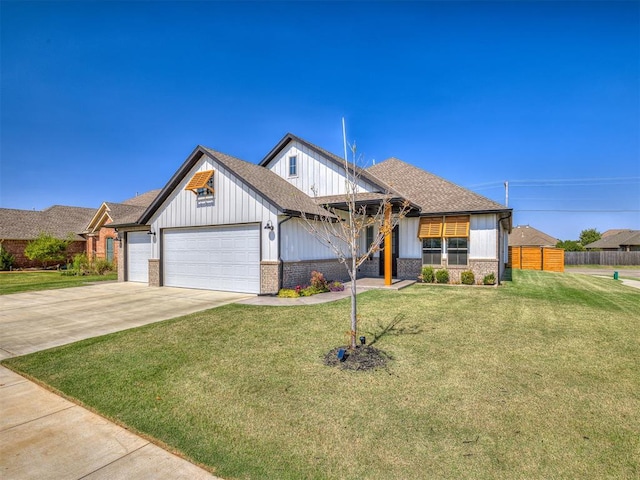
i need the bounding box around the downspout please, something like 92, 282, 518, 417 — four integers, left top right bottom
497, 211, 513, 285
277, 215, 294, 291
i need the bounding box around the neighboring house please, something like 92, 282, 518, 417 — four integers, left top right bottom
584, 230, 640, 251
0, 205, 95, 268
112, 133, 512, 294
509, 225, 559, 247
83, 190, 160, 263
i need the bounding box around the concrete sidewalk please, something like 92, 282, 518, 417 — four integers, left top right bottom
0, 366, 220, 480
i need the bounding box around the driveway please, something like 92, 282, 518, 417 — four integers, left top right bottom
0, 282, 253, 360
1, 282, 250, 479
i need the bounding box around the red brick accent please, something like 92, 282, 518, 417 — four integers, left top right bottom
85, 225, 120, 263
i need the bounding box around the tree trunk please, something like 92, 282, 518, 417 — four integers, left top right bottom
350, 254, 357, 349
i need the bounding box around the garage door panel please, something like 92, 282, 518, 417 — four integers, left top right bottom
163, 225, 260, 294
127, 232, 151, 283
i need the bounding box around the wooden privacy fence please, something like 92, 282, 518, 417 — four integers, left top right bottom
565, 251, 640, 266
509, 246, 565, 272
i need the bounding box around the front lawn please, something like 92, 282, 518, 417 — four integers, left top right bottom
3, 270, 639, 479
0, 271, 117, 295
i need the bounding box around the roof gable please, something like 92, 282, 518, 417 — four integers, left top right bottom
259, 133, 390, 193
367, 157, 509, 214
138, 145, 329, 225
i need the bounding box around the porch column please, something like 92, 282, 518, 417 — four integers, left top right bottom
384, 205, 392, 286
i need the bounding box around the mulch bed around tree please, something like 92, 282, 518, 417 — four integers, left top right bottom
323, 345, 391, 371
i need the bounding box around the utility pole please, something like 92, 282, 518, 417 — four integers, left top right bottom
504, 181, 509, 207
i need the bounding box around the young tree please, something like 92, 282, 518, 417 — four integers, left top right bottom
579, 228, 601, 247
300, 144, 410, 349
24, 232, 70, 268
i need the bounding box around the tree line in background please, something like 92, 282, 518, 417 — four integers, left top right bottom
556, 228, 602, 252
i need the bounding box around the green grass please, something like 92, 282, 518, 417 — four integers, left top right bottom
3, 270, 639, 479
0, 271, 117, 295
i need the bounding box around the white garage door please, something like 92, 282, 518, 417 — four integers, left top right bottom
163, 224, 261, 294
127, 231, 152, 283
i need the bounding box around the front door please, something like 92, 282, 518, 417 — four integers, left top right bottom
379, 225, 399, 277
106, 238, 114, 262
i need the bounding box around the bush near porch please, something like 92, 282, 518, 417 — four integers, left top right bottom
3, 270, 639, 479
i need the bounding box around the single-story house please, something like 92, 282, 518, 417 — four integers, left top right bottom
584, 230, 640, 251
112, 133, 512, 293
0, 205, 95, 268
83, 190, 160, 263
509, 225, 559, 247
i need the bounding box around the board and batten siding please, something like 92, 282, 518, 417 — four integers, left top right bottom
149, 157, 279, 261
469, 214, 497, 259
397, 214, 499, 260
280, 217, 350, 262
267, 141, 377, 197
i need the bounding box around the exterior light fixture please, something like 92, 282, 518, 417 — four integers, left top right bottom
264, 220, 274, 231
147, 230, 156, 237
359, 336, 366, 345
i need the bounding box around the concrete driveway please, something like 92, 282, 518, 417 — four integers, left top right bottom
0, 282, 253, 360
1, 282, 251, 479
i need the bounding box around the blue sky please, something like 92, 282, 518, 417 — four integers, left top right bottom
1, 1, 638, 241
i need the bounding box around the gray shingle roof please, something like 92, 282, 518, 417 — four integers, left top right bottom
122, 189, 161, 207
367, 157, 508, 214
105, 203, 148, 225
138, 146, 331, 225
201, 147, 330, 217
509, 225, 559, 247
0, 205, 95, 240
585, 230, 640, 249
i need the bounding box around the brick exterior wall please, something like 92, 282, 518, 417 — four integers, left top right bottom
148, 259, 160, 287
1, 239, 85, 269
357, 257, 379, 278
260, 261, 280, 294
397, 258, 422, 280
396, 257, 500, 284
85, 227, 119, 263
117, 239, 125, 282
282, 259, 349, 289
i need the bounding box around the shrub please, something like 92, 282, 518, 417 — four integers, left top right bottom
24, 233, 70, 267
328, 281, 345, 292
92, 258, 115, 275
435, 269, 449, 284
300, 286, 323, 296
461, 270, 475, 285
483, 273, 496, 285
310, 270, 329, 291
421, 266, 435, 283
0, 245, 15, 271
278, 288, 299, 298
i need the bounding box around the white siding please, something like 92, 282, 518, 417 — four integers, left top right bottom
281, 218, 349, 261
267, 141, 377, 197
149, 156, 279, 261
399, 217, 421, 257
470, 214, 497, 259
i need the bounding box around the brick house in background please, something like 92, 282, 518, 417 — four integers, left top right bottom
0, 206, 95, 268
83, 190, 160, 263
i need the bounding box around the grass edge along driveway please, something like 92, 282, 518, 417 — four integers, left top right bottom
3, 270, 639, 479
0, 271, 117, 295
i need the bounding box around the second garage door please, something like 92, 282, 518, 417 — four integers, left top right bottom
163, 224, 261, 293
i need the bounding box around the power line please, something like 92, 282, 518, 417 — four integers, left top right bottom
515, 209, 640, 213
467, 176, 640, 189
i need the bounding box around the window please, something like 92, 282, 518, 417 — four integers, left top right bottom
422, 238, 442, 265
196, 175, 215, 197
288, 156, 297, 177
447, 237, 468, 265
185, 170, 214, 196
366, 225, 374, 259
